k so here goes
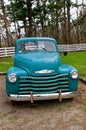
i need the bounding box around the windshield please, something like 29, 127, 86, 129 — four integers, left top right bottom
19, 40, 56, 53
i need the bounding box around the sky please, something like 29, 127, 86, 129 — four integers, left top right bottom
4, 0, 86, 5
72, 0, 86, 4
71, 0, 86, 19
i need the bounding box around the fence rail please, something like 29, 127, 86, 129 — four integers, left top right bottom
58, 44, 86, 52
0, 44, 86, 57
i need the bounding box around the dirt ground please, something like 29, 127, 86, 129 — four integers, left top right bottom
0, 75, 86, 130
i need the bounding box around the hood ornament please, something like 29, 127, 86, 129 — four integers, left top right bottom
35, 69, 55, 74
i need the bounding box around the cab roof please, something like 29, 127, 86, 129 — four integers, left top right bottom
16, 37, 56, 43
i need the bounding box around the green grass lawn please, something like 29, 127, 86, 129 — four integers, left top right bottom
61, 51, 86, 77
0, 57, 13, 72
0, 52, 86, 77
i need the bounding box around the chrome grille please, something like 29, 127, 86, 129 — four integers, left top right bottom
19, 74, 69, 94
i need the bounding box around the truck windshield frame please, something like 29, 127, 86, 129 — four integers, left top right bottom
18, 40, 56, 53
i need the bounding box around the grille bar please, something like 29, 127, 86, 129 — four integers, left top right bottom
19, 77, 68, 84
20, 74, 68, 80
19, 81, 69, 87
19, 88, 69, 95
19, 85, 69, 91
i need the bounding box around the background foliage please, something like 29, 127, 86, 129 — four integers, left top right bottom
0, 0, 86, 47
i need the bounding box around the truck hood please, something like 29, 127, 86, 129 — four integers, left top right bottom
14, 51, 61, 76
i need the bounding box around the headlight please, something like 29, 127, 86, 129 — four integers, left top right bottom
70, 71, 78, 79
8, 73, 17, 83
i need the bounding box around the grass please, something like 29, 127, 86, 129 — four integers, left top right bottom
60, 51, 86, 77
0, 51, 86, 77
0, 57, 13, 72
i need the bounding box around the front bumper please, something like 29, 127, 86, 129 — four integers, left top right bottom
8, 91, 78, 103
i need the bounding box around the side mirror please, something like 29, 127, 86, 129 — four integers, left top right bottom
64, 52, 68, 56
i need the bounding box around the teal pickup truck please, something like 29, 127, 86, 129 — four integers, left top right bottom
6, 37, 78, 103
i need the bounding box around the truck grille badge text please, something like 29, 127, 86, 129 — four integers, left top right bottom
35, 69, 55, 74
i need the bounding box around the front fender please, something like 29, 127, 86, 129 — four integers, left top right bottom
58, 64, 78, 74
6, 67, 28, 95
58, 64, 78, 91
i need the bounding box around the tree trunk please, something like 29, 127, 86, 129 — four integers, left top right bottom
76, 0, 80, 44
1, 0, 10, 46
40, 17, 46, 36
82, 0, 85, 43
0, 34, 1, 47
67, 0, 71, 44
55, 0, 60, 42
27, 0, 33, 36
63, 0, 67, 44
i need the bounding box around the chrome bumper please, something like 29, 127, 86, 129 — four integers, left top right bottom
8, 92, 77, 103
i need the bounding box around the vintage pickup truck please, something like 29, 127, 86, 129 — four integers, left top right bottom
6, 37, 78, 103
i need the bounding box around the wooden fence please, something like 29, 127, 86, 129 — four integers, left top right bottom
0, 47, 15, 57
58, 44, 86, 52
0, 44, 86, 57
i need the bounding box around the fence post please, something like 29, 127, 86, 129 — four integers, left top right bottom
5, 48, 7, 56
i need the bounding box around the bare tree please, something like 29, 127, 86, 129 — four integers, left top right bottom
27, 0, 33, 36
67, 0, 71, 44
76, 0, 80, 43
63, 0, 67, 44
1, 0, 10, 46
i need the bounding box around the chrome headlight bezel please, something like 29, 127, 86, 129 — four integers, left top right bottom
8, 73, 17, 83
70, 70, 78, 79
